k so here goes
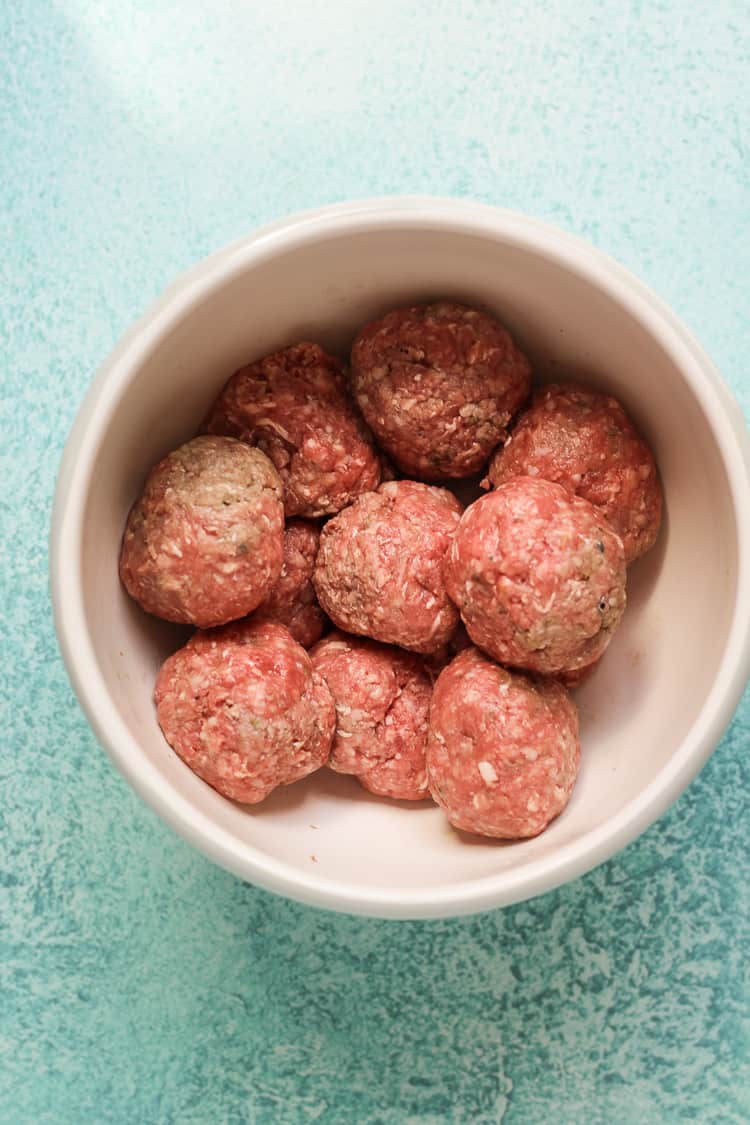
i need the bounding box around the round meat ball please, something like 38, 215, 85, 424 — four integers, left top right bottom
313, 480, 462, 654
155, 621, 335, 804
310, 631, 432, 800
444, 477, 626, 674
252, 519, 327, 647
427, 648, 580, 838
350, 301, 531, 480
486, 382, 662, 563
119, 435, 284, 628
202, 341, 381, 517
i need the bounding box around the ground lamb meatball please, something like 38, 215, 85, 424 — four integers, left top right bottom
427, 648, 580, 838
202, 342, 381, 517
252, 519, 327, 647
310, 632, 432, 800
444, 477, 626, 674
486, 382, 662, 563
155, 621, 335, 804
350, 301, 531, 480
313, 480, 462, 654
119, 435, 284, 628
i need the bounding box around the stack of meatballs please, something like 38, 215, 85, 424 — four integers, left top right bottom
119, 302, 662, 840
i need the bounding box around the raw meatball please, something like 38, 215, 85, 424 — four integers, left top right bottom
313, 480, 462, 654
350, 301, 531, 480
427, 648, 580, 838
310, 632, 432, 800
486, 383, 662, 563
444, 477, 626, 674
119, 435, 284, 628
154, 621, 335, 804
202, 342, 381, 517
252, 519, 327, 647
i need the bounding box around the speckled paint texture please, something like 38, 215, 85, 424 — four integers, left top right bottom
2, 2, 749, 1121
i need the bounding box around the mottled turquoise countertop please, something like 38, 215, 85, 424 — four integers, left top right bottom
2, 2, 749, 1122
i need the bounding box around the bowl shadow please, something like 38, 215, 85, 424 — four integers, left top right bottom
237, 767, 436, 819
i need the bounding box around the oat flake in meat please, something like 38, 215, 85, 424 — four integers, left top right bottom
119, 435, 284, 628
486, 382, 662, 563
311, 632, 432, 800
202, 342, 381, 517
313, 479, 462, 654
427, 648, 580, 839
155, 621, 335, 804
350, 301, 531, 480
444, 476, 626, 674
252, 519, 327, 647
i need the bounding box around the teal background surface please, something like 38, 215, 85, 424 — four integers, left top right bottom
2, 2, 749, 1121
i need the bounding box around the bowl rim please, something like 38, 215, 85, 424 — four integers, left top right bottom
50, 195, 750, 919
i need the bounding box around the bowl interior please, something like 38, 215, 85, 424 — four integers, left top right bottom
73, 220, 738, 906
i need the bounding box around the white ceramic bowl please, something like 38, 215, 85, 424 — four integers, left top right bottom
51, 197, 750, 918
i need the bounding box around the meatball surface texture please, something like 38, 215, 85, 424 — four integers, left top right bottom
487, 382, 662, 563
119, 435, 284, 628
203, 342, 381, 517
444, 477, 626, 674
252, 519, 327, 647
427, 648, 580, 838
313, 480, 462, 654
155, 621, 335, 804
311, 631, 432, 800
351, 302, 531, 479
